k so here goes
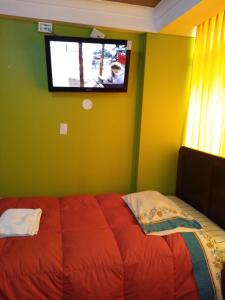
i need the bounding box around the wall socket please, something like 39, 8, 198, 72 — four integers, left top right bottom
38, 22, 53, 33
59, 123, 68, 135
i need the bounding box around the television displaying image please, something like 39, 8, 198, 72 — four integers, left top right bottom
44, 36, 131, 92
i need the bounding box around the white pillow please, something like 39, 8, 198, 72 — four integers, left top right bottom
122, 191, 202, 236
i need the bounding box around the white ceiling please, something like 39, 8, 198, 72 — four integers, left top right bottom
0, 0, 225, 36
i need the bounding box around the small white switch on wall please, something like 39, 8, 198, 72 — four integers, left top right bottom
59, 123, 67, 135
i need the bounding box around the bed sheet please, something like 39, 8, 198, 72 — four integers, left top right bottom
168, 195, 225, 261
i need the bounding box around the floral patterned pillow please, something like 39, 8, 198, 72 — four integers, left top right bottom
122, 191, 202, 235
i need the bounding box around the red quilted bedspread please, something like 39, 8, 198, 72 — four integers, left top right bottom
0, 194, 199, 300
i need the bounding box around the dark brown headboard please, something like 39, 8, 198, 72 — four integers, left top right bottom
176, 146, 225, 229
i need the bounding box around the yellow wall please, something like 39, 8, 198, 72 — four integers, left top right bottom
0, 18, 145, 196
137, 33, 194, 194
0, 18, 194, 197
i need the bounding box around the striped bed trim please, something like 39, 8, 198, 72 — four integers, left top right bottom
168, 196, 225, 258
181, 232, 216, 300
142, 217, 201, 233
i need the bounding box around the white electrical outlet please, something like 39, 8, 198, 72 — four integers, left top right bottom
38, 22, 53, 33
59, 123, 68, 135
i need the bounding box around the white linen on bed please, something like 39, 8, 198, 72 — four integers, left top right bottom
0, 208, 42, 238
192, 230, 224, 300
168, 196, 225, 261
122, 191, 202, 236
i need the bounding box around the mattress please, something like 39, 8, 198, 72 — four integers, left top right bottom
168, 195, 225, 261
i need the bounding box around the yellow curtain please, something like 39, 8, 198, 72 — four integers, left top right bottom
184, 10, 225, 157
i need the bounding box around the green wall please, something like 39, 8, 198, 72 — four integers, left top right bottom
0, 18, 145, 196
0, 18, 193, 197
137, 33, 194, 194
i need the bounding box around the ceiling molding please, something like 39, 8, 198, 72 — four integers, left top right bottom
0, 0, 156, 32
0, 0, 220, 36
154, 0, 201, 31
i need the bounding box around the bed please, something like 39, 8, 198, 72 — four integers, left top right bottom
0, 146, 224, 300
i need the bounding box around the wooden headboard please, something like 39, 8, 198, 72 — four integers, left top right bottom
176, 146, 225, 229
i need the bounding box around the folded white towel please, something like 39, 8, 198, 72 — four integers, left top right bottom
0, 208, 42, 238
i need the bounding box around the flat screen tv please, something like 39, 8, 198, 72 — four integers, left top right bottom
45, 35, 131, 92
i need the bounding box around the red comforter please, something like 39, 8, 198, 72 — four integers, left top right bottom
0, 194, 199, 300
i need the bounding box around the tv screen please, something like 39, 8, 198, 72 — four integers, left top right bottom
44, 35, 131, 92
